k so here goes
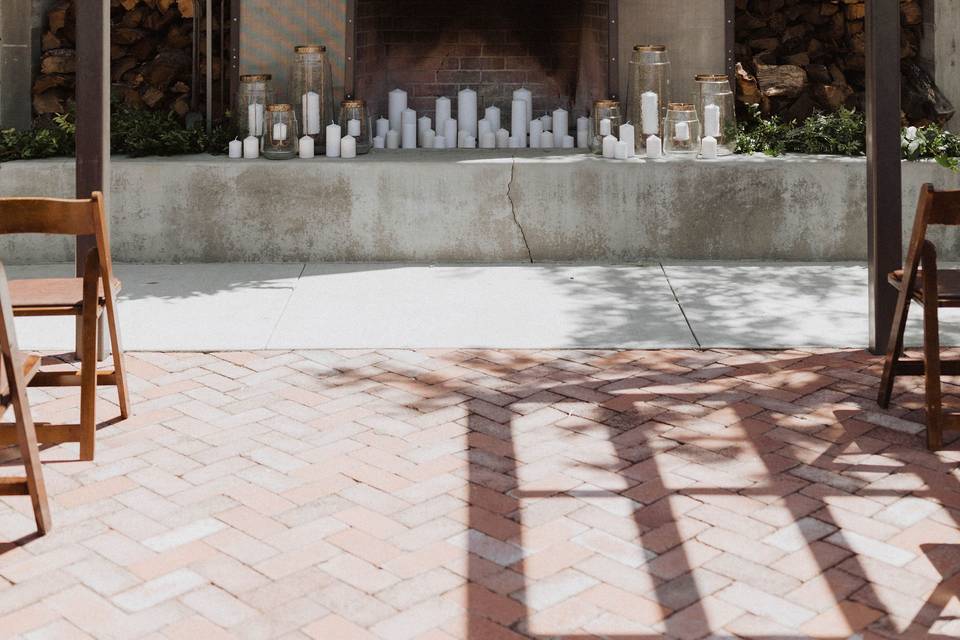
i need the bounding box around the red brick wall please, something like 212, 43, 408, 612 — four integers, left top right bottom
356, 0, 609, 124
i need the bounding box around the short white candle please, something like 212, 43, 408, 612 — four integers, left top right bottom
373, 135, 385, 149
553, 108, 568, 139
433, 135, 447, 149
228, 138, 242, 159
675, 121, 690, 141
304, 91, 321, 135
436, 97, 452, 138
347, 118, 361, 137
529, 119, 543, 148
386, 129, 400, 149
562, 135, 575, 149
646, 134, 663, 159
341, 135, 357, 159
326, 122, 341, 157
602, 134, 617, 158
402, 122, 417, 149
641, 91, 659, 135
511, 100, 527, 146
576, 116, 590, 149
615, 140, 628, 159
243, 135, 258, 159
480, 132, 496, 149
700, 136, 718, 159
272, 122, 287, 141
599, 118, 612, 136
485, 106, 501, 132
444, 119, 458, 149
478, 119, 492, 137
298, 135, 315, 159
540, 115, 553, 132
496, 128, 510, 149
458, 88, 478, 138
619, 122, 636, 158
422, 129, 436, 149
464, 135, 476, 149
388, 88, 407, 132
376, 117, 390, 139
247, 103, 264, 136
458, 130, 469, 149
513, 88, 532, 126
704, 104, 721, 138
540, 130, 555, 149
418, 116, 432, 145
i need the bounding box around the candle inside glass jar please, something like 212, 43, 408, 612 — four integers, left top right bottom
599, 118, 612, 136
347, 118, 361, 137
704, 104, 721, 138
273, 122, 288, 142
674, 121, 690, 141
641, 91, 659, 135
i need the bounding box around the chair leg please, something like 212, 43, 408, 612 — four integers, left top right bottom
923, 300, 944, 451
878, 298, 911, 408
12, 395, 51, 534
104, 301, 130, 420
79, 307, 98, 461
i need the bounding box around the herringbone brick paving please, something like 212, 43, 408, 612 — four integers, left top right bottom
0, 348, 958, 638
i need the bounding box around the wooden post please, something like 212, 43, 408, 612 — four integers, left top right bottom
866, 0, 903, 354
608, 0, 620, 100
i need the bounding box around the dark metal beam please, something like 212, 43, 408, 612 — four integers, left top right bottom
230, 0, 241, 109
724, 0, 735, 86
608, 0, 620, 100
866, 0, 903, 354
345, 0, 357, 97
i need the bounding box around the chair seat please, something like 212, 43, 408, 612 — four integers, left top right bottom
889, 269, 960, 306
8, 277, 120, 311
0, 352, 42, 411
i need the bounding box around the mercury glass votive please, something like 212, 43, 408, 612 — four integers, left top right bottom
262, 104, 299, 160
590, 100, 622, 154
339, 98, 372, 155
664, 103, 700, 155
235, 74, 274, 138
696, 74, 736, 156
290, 45, 336, 147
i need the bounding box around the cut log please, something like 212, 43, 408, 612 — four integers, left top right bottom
40, 49, 76, 75
736, 62, 763, 105
901, 60, 956, 127
756, 64, 808, 99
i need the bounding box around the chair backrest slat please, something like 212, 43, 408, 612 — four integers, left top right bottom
927, 190, 960, 226
0, 197, 98, 236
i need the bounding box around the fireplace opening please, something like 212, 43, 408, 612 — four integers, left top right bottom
355, 0, 611, 123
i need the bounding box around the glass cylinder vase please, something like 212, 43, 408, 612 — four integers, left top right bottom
663, 103, 700, 155
626, 45, 670, 147
262, 104, 299, 160
696, 74, 736, 156
235, 74, 274, 138
290, 45, 336, 147
590, 100, 622, 154
339, 99, 372, 155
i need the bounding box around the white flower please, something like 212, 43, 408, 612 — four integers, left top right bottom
906, 126, 918, 141
908, 140, 920, 154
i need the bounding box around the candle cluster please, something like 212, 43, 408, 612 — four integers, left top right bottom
372, 87, 590, 152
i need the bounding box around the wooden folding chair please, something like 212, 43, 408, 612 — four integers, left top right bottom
0, 192, 130, 460
878, 183, 960, 450
0, 262, 51, 535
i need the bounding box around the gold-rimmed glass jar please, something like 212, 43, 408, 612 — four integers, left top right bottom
290, 45, 336, 146
339, 98, 372, 155
590, 99, 622, 154
696, 73, 735, 156
235, 74, 273, 138
627, 45, 670, 147
262, 104, 299, 160
663, 103, 700, 155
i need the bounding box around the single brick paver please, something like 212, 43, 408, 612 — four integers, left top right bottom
0, 348, 956, 638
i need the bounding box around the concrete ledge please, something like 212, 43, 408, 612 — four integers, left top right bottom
1, 152, 959, 263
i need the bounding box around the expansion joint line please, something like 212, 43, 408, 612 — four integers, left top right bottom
508, 157, 534, 264
660, 262, 702, 350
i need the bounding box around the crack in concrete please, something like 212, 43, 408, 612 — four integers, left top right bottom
508, 157, 534, 263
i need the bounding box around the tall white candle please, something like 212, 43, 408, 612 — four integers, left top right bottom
272, 122, 287, 142
704, 104, 721, 138
641, 91, 659, 135
464, 135, 476, 149
512, 88, 532, 128
304, 91, 321, 135
386, 129, 400, 149
675, 121, 690, 141
529, 119, 543, 148
388, 88, 407, 132
700, 136, 718, 159
540, 114, 552, 132
423, 129, 436, 149
418, 116, 432, 144
509, 136, 522, 148
402, 122, 417, 149
248, 103, 264, 136
480, 132, 496, 149
478, 119, 492, 137
619, 122, 636, 158
562, 135, 575, 149
602, 134, 617, 159
376, 117, 390, 139
243, 135, 259, 159
228, 138, 242, 159
458, 88, 478, 138
299, 135, 315, 159
540, 130, 555, 149
600, 118, 612, 136
347, 118, 361, 137
326, 123, 341, 157
341, 135, 357, 159
373, 136, 385, 149
511, 100, 527, 146
646, 134, 663, 159
485, 106, 501, 132
577, 129, 590, 149
402, 108, 416, 127
615, 141, 628, 159
496, 128, 510, 149
553, 108, 569, 139
444, 119, 458, 149
433, 135, 447, 149
435, 97, 452, 138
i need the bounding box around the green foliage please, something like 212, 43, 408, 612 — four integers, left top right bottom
0, 112, 75, 162
790, 108, 866, 156
901, 124, 960, 171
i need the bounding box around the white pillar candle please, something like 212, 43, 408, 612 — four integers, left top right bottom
341, 135, 357, 159
386, 129, 400, 149
435, 97, 452, 138
602, 134, 617, 159
304, 91, 321, 135
480, 132, 497, 149
512, 88, 532, 128
562, 135, 575, 149
228, 138, 242, 158
248, 103, 264, 136
496, 128, 510, 149
553, 108, 568, 139
347, 118, 362, 137
243, 135, 259, 159
478, 119, 492, 138
458, 130, 469, 149
540, 114, 552, 132
326, 123, 342, 157
674, 121, 691, 141
641, 91, 660, 135
402, 108, 416, 126
402, 122, 417, 149
511, 100, 527, 146
704, 104, 721, 138
373, 135, 385, 149
540, 130, 555, 149
619, 122, 636, 157
418, 116, 432, 145
576, 116, 590, 149
457, 88, 478, 138
700, 136, 718, 159
444, 119, 458, 149
376, 117, 390, 139
599, 118, 612, 136
464, 135, 476, 149
298, 135, 315, 159
509, 136, 522, 148
615, 140, 629, 159
272, 122, 287, 142
422, 129, 436, 149
433, 135, 447, 149
529, 119, 543, 148
388, 88, 407, 132
646, 134, 663, 159
485, 106, 501, 132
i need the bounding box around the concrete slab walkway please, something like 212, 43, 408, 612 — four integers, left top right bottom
8, 262, 960, 351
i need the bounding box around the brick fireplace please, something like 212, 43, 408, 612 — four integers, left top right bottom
355, 0, 611, 121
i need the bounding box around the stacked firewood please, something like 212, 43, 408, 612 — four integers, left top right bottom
33, 0, 214, 118
735, 0, 953, 126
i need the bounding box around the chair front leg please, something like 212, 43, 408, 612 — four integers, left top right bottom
79, 249, 100, 460
921, 242, 943, 450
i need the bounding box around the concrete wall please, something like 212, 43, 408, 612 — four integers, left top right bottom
1, 153, 959, 264
932, 0, 960, 132
0, 0, 31, 129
